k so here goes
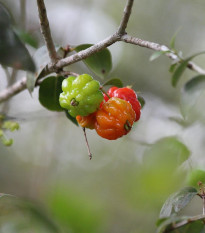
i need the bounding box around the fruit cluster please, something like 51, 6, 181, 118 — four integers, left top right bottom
59, 74, 141, 140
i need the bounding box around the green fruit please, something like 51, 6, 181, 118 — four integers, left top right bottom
59, 74, 103, 117
187, 169, 205, 187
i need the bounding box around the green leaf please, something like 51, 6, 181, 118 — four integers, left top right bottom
65, 110, 78, 126
14, 28, 38, 48
184, 75, 205, 91
137, 95, 145, 109
170, 28, 181, 50
159, 187, 197, 219
169, 63, 178, 73
0, 3, 12, 27
26, 45, 61, 93
149, 50, 169, 61
26, 46, 50, 93
39, 76, 64, 112
140, 137, 190, 198
144, 137, 190, 169
187, 169, 205, 188
75, 44, 112, 79
102, 78, 123, 87
0, 3, 35, 72
172, 51, 205, 87
180, 75, 205, 123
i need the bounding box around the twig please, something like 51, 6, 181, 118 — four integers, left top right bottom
49, 33, 120, 73
0, 77, 27, 103
120, 34, 205, 74
82, 127, 92, 160
0, 70, 78, 104
168, 215, 205, 232
37, 0, 58, 64
1, 0, 205, 103
117, 0, 134, 35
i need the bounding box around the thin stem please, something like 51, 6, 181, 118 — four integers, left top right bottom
203, 196, 205, 215
36, 0, 58, 64
82, 127, 92, 160
100, 88, 111, 99
117, 0, 134, 35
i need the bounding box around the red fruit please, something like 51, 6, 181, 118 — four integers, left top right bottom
101, 86, 141, 121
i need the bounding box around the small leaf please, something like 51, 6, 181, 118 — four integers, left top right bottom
0, 3, 35, 72
14, 28, 38, 48
156, 218, 168, 227
0, 3, 11, 27
26, 46, 50, 93
26, 45, 60, 93
1, 137, 13, 146
170, 28, 181, 50
141, 137, 190, 199
180, 75, 205, 123
27, 71, 37, 94
187, 169, 205, 188
144, 137, 190, 169
169, 63, 178, 73
75, 44, 112, 79
39, 76, 64, 112
159, 187, 197, 219
184, 75, 205, 92
64, 110, 78, 126
102, 78, 123, 88
149, 50, 169, 61
172, 51, 205, 87
2, 121, 20, 131
137, 95, 145, 109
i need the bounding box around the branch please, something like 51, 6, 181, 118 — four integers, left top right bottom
37, 0, 58, 64
0, 70, 78, 104
117, 0, 134, 35
48, 34, 120, 73
1, 0, 205, 104
0, 77, 27, 103
121, 34, 205, 74
166, 215, 205, 232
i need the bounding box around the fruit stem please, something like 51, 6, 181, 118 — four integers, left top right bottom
82, 127, 92, 160
100, 87, 111, 99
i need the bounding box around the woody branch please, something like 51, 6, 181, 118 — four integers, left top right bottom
0, 0, 205, 104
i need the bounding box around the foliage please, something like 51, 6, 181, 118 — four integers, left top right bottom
1, 0, 205, 233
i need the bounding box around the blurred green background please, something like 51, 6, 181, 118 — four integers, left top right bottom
1, 0, 205, 232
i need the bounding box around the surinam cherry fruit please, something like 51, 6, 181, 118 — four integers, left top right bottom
95, 97, 136, 140
59, 74, 103, 117
101, 86, 141, 121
